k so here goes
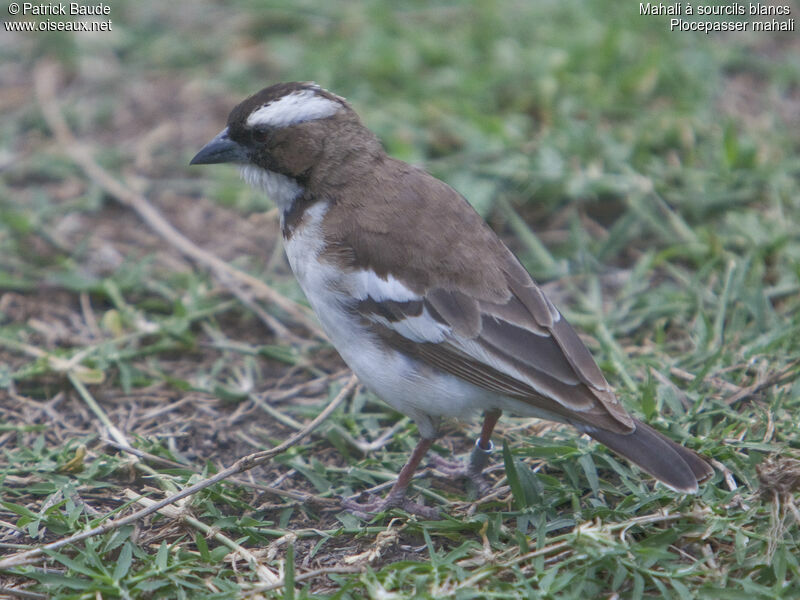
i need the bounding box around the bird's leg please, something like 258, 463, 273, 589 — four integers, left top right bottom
342, 437, 440, 519
431, 409, 501, 496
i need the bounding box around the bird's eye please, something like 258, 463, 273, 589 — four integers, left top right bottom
251, 128, 270, 143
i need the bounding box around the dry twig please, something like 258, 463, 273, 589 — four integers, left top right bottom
124, 491, 281, 586
0, 376, 357, 569
666, 361, 800, 406
247, 565, 362, 594
724, 360, 800, 406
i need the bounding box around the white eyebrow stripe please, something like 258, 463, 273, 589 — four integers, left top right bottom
246, 89, 342, 128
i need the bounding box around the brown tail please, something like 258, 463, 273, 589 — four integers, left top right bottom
584, 420, 713, 493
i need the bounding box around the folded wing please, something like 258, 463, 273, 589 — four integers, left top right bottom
354, 250, 635, 434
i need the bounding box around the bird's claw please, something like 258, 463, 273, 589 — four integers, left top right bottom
430, 439, 495, 497
341, 492, 440, 520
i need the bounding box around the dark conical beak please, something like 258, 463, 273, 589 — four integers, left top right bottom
190, 128, 248, 165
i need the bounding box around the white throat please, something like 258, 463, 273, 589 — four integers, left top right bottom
240, 165, 303, 213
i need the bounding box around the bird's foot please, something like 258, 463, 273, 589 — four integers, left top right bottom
341, 490, 440, 520
430, 456, 493, 496
430, 440, 495, 497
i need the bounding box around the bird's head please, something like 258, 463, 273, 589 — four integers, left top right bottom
191, 82, 382, 210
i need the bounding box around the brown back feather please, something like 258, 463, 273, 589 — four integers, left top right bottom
322, 164, 634, 433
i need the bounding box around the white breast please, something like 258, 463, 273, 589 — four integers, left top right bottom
282, 201, 502, 438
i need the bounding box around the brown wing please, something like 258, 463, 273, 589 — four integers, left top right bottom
321, 159, 634, 433
359, 266, 635, 433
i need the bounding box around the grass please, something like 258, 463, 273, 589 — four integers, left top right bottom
1, 0, 800, 597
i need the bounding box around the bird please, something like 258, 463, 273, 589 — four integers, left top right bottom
190, 82, 713, 518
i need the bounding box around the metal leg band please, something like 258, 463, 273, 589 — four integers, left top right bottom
468, 438, 494, 474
